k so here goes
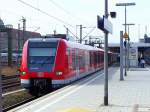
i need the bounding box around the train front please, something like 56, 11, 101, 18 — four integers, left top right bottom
20, 38, 62, 95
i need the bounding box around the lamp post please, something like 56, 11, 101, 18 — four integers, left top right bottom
123, 23, 135, 70
116, 2, 136, 76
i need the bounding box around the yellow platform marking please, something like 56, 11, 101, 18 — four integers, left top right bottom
59, 107, 92, 112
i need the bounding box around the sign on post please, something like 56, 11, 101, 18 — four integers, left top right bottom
97, 15, 113, 34
123, 32, 129, 39
104, 17, 112, 34
97, 16, 104, 31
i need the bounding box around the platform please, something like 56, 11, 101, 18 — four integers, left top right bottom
8, 66, 150, 112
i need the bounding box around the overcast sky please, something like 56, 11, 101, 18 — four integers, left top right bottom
0, 0, 149, 43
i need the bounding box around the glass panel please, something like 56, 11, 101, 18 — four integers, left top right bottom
29, 48, 56, 56
28, 48, 56, 72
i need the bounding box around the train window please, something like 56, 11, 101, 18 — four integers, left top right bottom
29, 48, 56, 56
94, 53, 97, 64
85, 51, 89, 66
75, 49, 79, 69
66, 48, 72, 69
100, 52, 104, 63
28, 48, 56, 72
72, 49, 76, 70
90, 52, 93, 66
98, 52, 100, 63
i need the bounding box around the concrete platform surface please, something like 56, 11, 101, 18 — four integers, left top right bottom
8, 66, 150, 112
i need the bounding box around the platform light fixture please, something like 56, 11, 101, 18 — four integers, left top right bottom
116, 2, 136, 76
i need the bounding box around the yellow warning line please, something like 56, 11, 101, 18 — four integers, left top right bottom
59, 107, 92, 112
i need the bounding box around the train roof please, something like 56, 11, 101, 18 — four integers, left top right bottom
28, 38, 60, 43
28, 38, 104, 52
64, 39, 104, 51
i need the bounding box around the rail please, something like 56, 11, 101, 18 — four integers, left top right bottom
3, 96, 37, 112
2, 75, 20, 90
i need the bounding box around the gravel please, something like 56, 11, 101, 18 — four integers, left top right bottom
3, 90, 33, 109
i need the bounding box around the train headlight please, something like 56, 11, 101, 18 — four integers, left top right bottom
22, 71, 26, 75
56, 71, 63, 76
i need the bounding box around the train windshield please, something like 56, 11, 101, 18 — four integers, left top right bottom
28, 47, 56, 72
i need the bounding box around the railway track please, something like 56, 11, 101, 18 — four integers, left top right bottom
2, 75, 20, 90
2, 75, 43, 111
2, 68, 104, 111
1, 65, 116, 111
2, 81, 20, 89
2, 75, 19, 80
3, 96, 37, 112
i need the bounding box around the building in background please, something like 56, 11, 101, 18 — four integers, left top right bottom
109, 33, 150, 67
0, 18, 41, 65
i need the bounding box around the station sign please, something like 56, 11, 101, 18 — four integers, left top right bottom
97, 16, 104, 31
104, 17, 112, 34
129, 47, 137, 60
97, 15, 112, 34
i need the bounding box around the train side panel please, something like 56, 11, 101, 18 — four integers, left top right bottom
19, 38, 117, 96
20, 41, 30, 88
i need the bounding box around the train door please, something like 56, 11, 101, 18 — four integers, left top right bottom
76, 49, 80, 78
85, 51, 90, 72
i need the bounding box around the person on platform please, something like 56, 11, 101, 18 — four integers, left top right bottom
138, 57, 141, 67
140, 58, 145, 68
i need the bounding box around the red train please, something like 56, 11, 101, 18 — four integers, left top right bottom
20, 38, 116, 96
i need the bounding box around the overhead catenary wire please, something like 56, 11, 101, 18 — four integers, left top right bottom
48, 0, 71, 17
82, 27, 96, 40
0, 9, 46, 30
64, 25, 79, 39
17, 0, 74, 27
48, 0, 91, 25
17, 0, 98, 41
